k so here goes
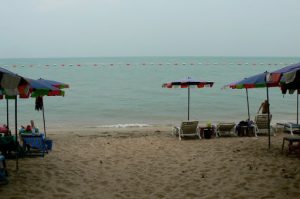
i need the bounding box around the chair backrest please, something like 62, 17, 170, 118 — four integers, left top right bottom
180, 121, 198, 134
217, 123, 235, 131
21, 135, 45, 150
255, 114, 272, 129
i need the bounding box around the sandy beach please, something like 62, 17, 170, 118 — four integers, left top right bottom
1, 125, 300, 199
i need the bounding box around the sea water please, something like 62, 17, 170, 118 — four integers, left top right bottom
0, 56, 299, 130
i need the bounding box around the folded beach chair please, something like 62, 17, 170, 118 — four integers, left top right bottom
216, 122, 237, 137
21, 134, 47, 157
173, 121, 200, 140
283, 122, 300, 135
254, 114, 275, 136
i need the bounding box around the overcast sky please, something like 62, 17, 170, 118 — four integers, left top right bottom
0, 0, 299, 58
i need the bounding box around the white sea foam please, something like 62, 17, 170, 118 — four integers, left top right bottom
96, 124, 152, 128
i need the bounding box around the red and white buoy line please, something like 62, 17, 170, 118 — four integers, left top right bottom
0, 62, 297, 68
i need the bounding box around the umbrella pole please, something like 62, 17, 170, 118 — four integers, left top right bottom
15, 96, 18, 170
297, 90, 299, 125
266, 86, 270, 150
6, 99, 9, 129
246, 88, 250, 121
42, 103, 46, 138
188, 86, 190, 121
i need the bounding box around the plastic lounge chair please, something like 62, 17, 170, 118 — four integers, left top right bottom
216, 122, 237, 137
254, 114, 275, 136
173, 121, 200, 140
283, 122, 300, 135
21, 134, 47, 157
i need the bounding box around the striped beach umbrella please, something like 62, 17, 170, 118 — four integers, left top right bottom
0, 67, 29, 97
223, 71, 279, 121
162, 77, 214, 120
224, 71, 280, 149
25, 78, 68, 138
0, 67, 30, 170
19, 78, 65, 98
268, 63, 300, 124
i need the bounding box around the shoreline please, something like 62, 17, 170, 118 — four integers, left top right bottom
2, 128, 300, 198
34, 119, 290, 136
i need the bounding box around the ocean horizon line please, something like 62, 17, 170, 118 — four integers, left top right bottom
1, 55, 300, 60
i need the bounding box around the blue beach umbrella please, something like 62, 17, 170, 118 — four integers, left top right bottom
223, 71, 279, 121
23, 78, 68, 138
162, 77, 214, 120
224, 71, 280, 149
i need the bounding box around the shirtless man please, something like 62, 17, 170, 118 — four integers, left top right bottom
258, 100, 269, 114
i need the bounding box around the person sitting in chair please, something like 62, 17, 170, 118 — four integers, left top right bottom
30, 120, 38, 134
257, 100, 269, 114
20, 120, 39, 134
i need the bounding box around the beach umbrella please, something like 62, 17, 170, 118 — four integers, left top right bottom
162, 76, 214, 120
21, 78, 68, 138
223, 71, 280, 149
223, 71, 278, 121
268, 63, 300, 124
0, 67, 30, 170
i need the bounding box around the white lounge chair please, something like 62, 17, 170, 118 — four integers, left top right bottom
254, 114, 275, 136
173, 121, 200, 140
216, 122, 237, 137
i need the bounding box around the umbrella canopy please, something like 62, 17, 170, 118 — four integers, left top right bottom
224, 71, 280, 149
268, 63, 300, 123
0, 67, 31, 170
268, 63, 300, 92
36, 78, 69, 89
162, 77, 214, 120
223, 71, 279, 120
0, 67, 29, 97
224, 71, 278, 89
21, 78, 65, 98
